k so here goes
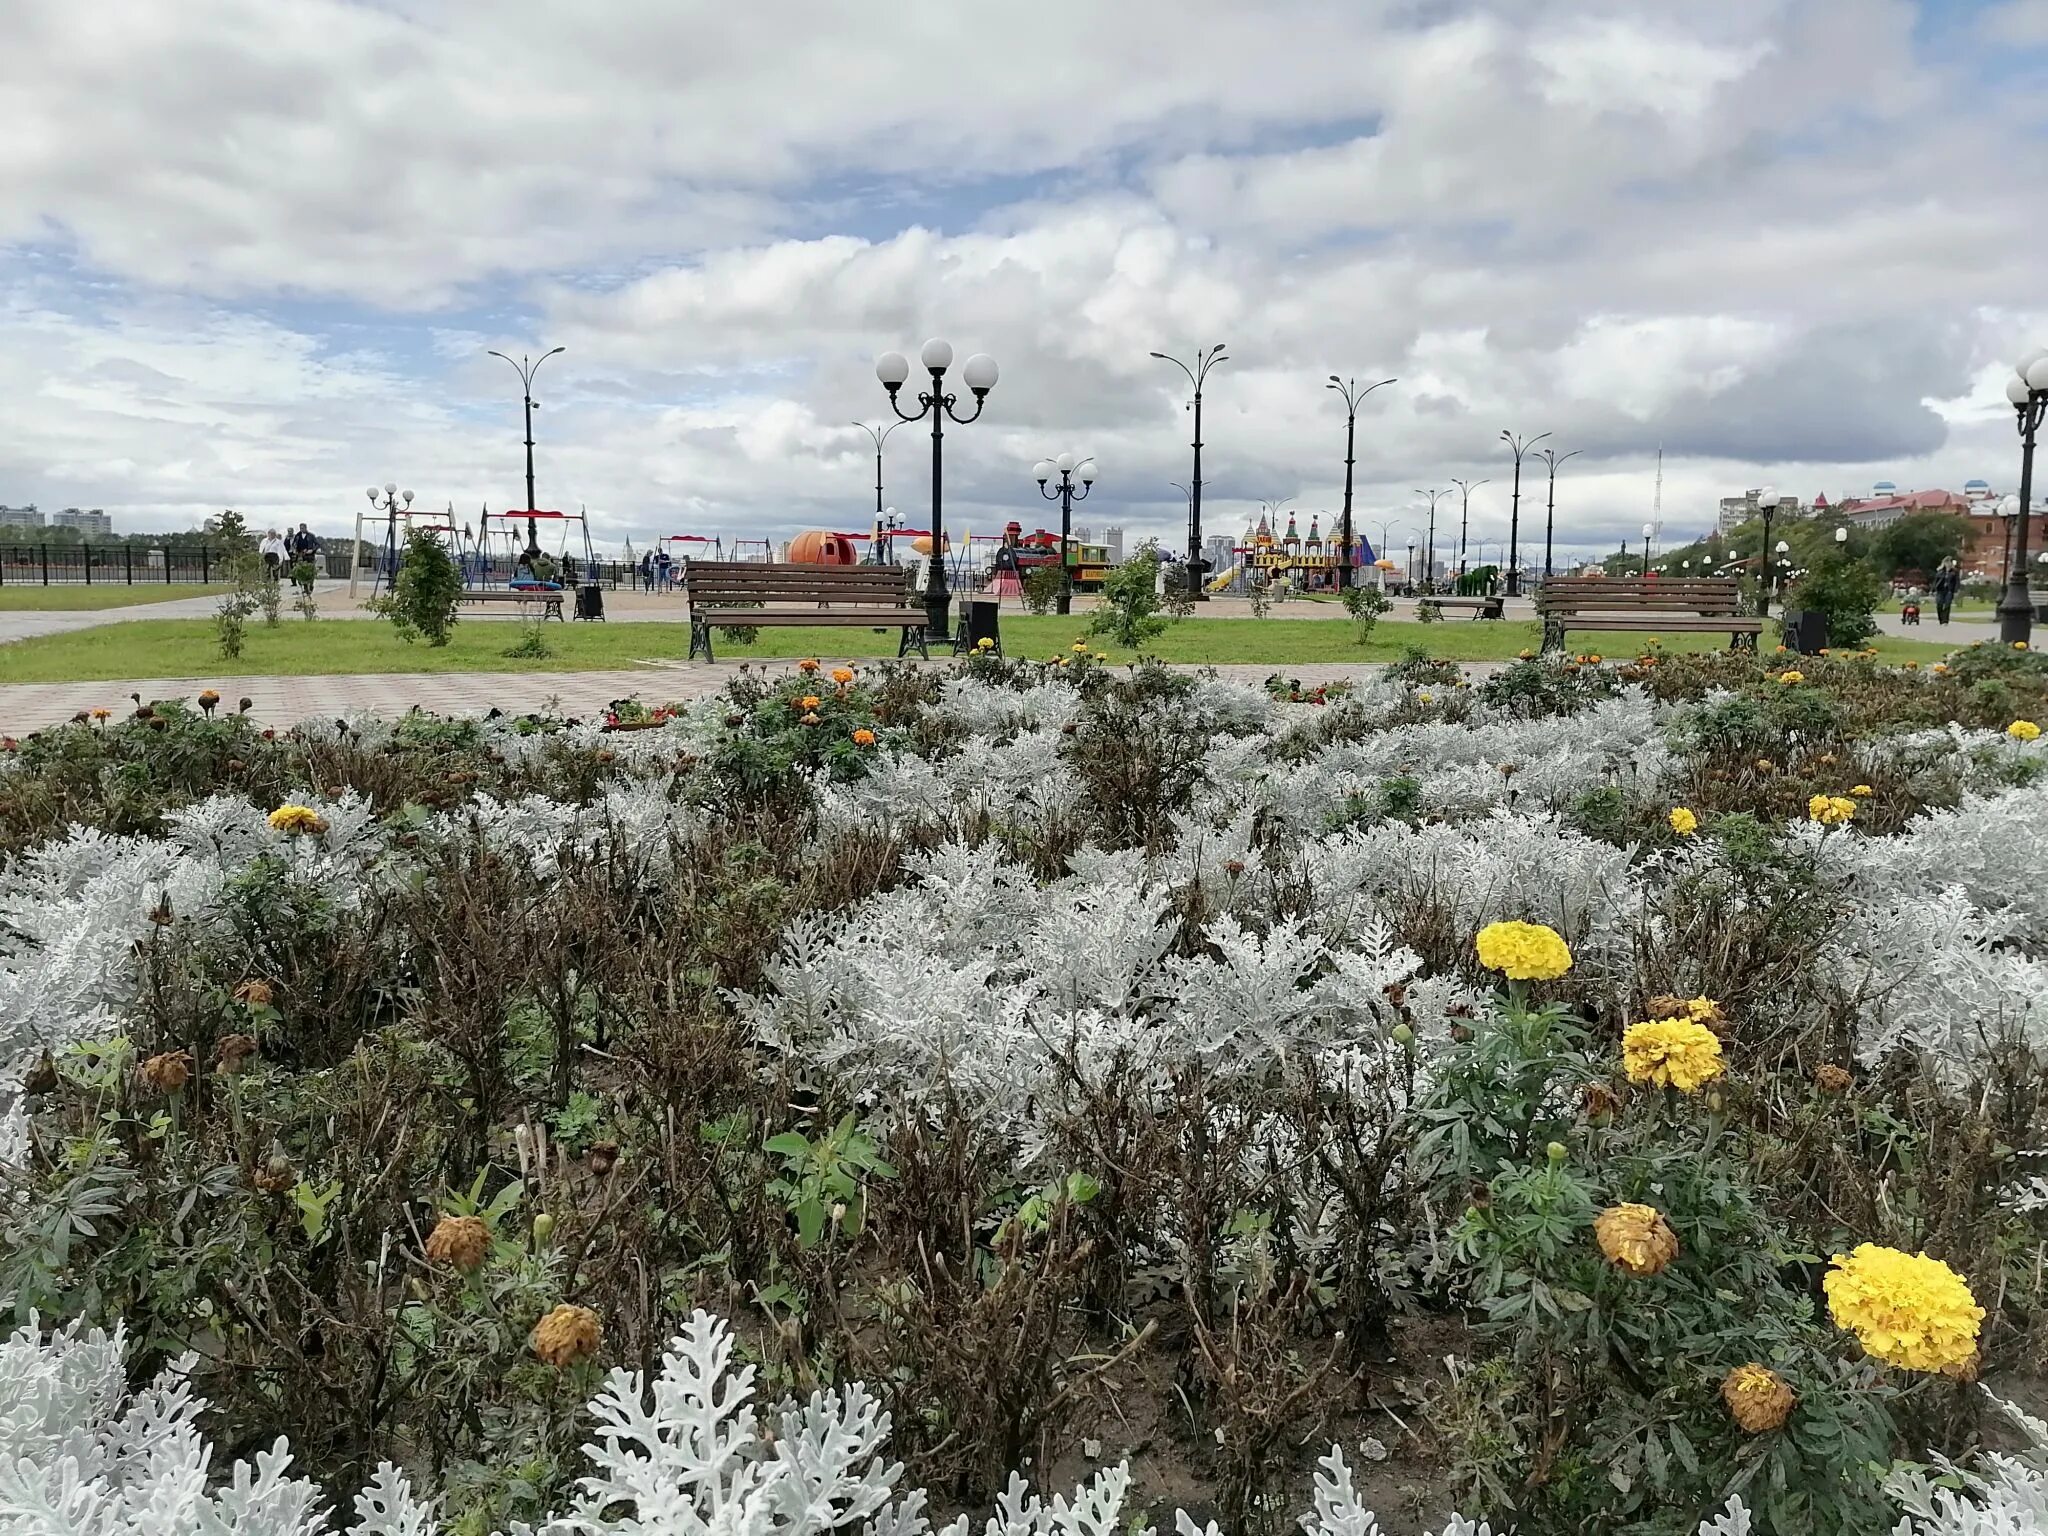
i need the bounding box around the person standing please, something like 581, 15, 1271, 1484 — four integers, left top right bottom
1932, 557, 1961, 626
259, 528, 286, 579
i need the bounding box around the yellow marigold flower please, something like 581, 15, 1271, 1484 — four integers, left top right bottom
1807, 794, 1856, 826
531, 1303, 602, 1367
831, 666, 855, 685
1072, 641, 1088, 653
976, 637, 994, 651
1933, 663, 1950, 675
1474, 921, 1573, 981
851, 728, 876, 747
1777, 670, 1804, 685
1823, 1244, 1982, 1374
1622, 1018, 1725, 1093
425, 1214, 491, 1273
267, 805, 327, 836
1850, 784, 1873, 797
2008, 720, 2042, 742
1668, 807, 1698, 837
1417, 691, 1433, 703
2016, 641, 2030, 652
1517, 648, 1534, 660
1594, 1203, 1679, 1277
1720, 1364, 1796, 1433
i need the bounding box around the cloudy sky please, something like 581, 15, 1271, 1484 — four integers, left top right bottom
4, 0, 2046, 565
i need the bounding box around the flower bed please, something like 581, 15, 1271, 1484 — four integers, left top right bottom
2, 650, 2047, 1535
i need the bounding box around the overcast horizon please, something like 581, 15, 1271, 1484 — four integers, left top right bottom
4, 0, 2046, 561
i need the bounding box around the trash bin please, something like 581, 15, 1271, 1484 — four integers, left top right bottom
1781, 609, 1827, 655
955, 595, 1001, 656
575, 583, 606, 622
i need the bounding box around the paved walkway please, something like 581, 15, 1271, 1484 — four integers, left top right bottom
0, 659, 1432, 734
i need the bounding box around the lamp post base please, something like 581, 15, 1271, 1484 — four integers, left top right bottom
925, 589, 953, 647
1997, 580, 2036, 646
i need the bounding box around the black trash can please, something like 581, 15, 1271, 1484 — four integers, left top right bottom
575, 583, 606, 622
954, 595, 1001, 656
1781, 609, 1826, 655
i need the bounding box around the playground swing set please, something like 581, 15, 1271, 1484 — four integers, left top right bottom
470, 508, 605, 621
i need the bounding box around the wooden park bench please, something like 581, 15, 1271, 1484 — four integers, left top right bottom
1417, 593, 1505, 620
1535, 576, 1762, 653
460, 586, 565, 621
683, 562, 930, 663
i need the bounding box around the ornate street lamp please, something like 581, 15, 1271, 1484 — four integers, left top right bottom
366, 482, 414, 585
1500, 430, 1551, 596
1152, 344, 1229, 598
1034, 453, 1096, 615
1450, 477, 1489, 580
1641, 522, 1656, 568
876, 339, 999, 640
485, 347, 565, 517
1533, 446, 1580, 580
1326, 375, 1397, 591
2000, 349, 2048, 644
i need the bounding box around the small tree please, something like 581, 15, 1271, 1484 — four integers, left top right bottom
1339, 581, 1392, 646
1087, 543, 1168, 649
378, 527, 464, 646
1020, 564, 1062, 616
1783, 555, 1883, 647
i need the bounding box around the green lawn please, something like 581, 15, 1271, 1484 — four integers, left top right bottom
0, 584, 227, 611
0, 614, 1960, 683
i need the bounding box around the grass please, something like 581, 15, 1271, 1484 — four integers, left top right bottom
0, 584, 228, 611
0, 614, 1962, 683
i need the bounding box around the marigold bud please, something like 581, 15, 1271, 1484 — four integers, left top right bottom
1391, 1023, 1415, 1048
1546, 1141, 1567, 1164
425, 1215, 490, 1273
531, 1304, 602, 1367
532, 1212, 556, 1247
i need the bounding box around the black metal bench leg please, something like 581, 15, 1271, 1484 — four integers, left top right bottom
689, 619, 712, 663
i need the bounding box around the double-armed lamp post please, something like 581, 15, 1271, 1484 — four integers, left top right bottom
876, 339, 999, 641
1325, 374, 1396, 591
1449, 477, 1488, 580
1999, 347, 2048, 645
1533, 446, 1580, 581
1033, 453, 1096, 615
485, 346, 564, 516
1151, 344, 1229, 597
1500, 429, 1550, 596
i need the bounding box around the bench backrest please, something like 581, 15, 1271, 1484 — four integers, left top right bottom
684, 561, 914, 608
1536, 578, 1743, 615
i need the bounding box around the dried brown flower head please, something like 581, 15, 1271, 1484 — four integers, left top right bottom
214, 1034, 260, 1074
1813, 1063, 1853, 1095
1581, 1082, 1621, 1122
425, 1214, 491, 1273
1720, 1364, 1796, 1432
139, 1050, 193, 1093
531, 1303, 602, 1367
1594, 1203, 1679, 1277
587, 1142, 619, 1178
233, 979, 274, 1008
253, 1153, 295, 1194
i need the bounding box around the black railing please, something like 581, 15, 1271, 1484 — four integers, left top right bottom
0, 544, 243, 586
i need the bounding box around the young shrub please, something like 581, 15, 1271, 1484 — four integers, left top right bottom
377, 526, 464, 646
1087, 543, 1168, 649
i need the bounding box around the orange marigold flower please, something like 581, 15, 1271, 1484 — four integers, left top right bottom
531, 1303, 602, 1366
831, 667, 855, 685
425, 1214, 491, 1273
1594, 1203, 1679, 1276
798, 695, 821, 710
797, 658, 821, 673
851, 728, 876, 747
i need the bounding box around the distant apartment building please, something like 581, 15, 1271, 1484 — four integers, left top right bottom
1837, 488, 1970, 531
50, 508, 113, 537
1716, 491, 1806, 535
1100, 525, 1126, 563
0, 505, 42, 531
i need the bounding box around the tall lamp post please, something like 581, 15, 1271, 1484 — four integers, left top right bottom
1151, 344, 1229, 598
876, 338, 999, 641
1641, 522, 1656, 571
1034, 453, 1096, 615
1415, 488, 1449, 592
1500, 430, 1550, 597
366, 483, 414, 586
1326, 375, 1397, 591
1534, 446, 1580, 581
485, 346, 565, 515
1450, 477, 1489, 580
852, 420, 909, 537
1999, 348, 2048, 644
1753, 486, 1781, 619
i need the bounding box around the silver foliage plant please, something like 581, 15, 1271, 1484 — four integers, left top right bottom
0, 1308, 1761, 1536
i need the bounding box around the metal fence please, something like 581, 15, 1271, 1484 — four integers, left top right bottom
0, 544, 262, 586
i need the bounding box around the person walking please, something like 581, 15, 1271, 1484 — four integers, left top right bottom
1932, 557, 1961, 626
259, 528, 286, 579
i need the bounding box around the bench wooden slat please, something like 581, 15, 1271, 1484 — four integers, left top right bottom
1562, 616, 1763, 632
1535, 576, 1758, 652
682, 561, 929, 661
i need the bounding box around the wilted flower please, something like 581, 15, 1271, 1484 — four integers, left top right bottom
139, 1050, 193, 1093
425, 1214, 491, 1273
800, 711, 822, 726
233, 979, 274, 1008
1823, 1244, 1982, 1374
1474, 921, 1572, 981
1581, 1082, 1621, 1123
797, 658, 821, 673
531, 1303, 602, 1366
1720, 1364, 1796, 1433
1813, 1063, 1853, 1095
1594, 1203, 1679, 1277
1622, 1018, 1725, 1093
267, 805, 327, 836
1668, 807, 1698, 837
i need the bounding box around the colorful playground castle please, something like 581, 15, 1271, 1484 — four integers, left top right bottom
1209, 511, 1368, 592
